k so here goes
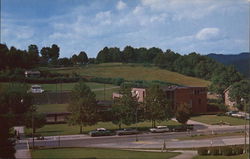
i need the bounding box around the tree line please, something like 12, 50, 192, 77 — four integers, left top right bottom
0, 43, 244, 99
0, 43, 89, 69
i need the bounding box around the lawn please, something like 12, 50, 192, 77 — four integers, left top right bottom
178, 131, 244, 140
25, 120, 180, 136
32, 147, 180, 159
193, 153, 248, 159
37, 104, 68, 113
51, 63, 210, 87
190, 115, 247, 126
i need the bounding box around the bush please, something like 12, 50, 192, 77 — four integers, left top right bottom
233, 146, 243, 155
209, 147, 220, 155
221, 147, 233, 156
197, 148, 209, 155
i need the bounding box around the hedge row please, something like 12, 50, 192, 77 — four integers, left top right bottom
197, 146, 247, 156
0, 75, 84, 84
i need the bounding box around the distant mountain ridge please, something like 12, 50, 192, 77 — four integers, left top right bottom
207, 52, 250, 78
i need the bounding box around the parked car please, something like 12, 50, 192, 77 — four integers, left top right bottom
172, 125, 193, 132
89, 128, 114, 137
116, 128, 139, 135
231, 113, 244, 118
225, 111, 238, 116
150, 126, 169, 133
28, 85, 45, 93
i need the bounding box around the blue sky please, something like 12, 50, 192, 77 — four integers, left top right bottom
1, 0, 249, 57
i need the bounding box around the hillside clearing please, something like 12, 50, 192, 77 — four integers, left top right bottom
51, 63, 210, 87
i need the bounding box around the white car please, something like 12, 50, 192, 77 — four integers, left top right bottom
150, 126, 169, 133
29, 85, 45, 93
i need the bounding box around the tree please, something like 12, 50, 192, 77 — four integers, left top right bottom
25, 111, 46, 133
67, 81, 98, 134
71, 54, 78, 65
0, 114, 16, 158
78, 51, 88, 65
175, 103, 191, 125
111, 87, 139, 129
144, 85, 172, 127
229, 80, 250, 111
58, 57, 73, 67
0, 43, 9, 70
28, 44, 39, 66
0, 83, 33, 158
210, 66, 243, 101
122, 46, 136, 63
40, 47, 50, 64
96, 47, 110, 63
50, 44, 60, 65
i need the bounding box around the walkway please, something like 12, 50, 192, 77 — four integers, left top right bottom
14, 126, 31, 159
170, 150, 197, 159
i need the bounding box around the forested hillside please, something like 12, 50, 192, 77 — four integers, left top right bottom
207, 53, 250, 78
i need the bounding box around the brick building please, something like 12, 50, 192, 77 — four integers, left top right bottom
113, 86, 207, 114
161, 86, 207, 114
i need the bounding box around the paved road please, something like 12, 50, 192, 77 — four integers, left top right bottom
19, 128, 248, 149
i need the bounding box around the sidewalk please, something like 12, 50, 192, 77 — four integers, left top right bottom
14, 126, 31, 159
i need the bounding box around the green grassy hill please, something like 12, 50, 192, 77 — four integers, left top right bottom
51, 63, 210, 87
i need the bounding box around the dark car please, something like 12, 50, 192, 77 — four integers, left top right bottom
172, 125, 194, 132
89, 128, 114, 137
116, 128, 139, 135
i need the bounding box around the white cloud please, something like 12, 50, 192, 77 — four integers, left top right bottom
116, 1, 127, 10
196, 28, 220, 40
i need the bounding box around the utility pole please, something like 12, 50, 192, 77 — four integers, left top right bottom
32, 108, 34, 149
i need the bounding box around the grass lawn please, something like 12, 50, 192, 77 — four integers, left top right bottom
190, 115, 247, 126
193, 153, 248, 159
178, 131, 244, 140
25, 120, 180, 136
37, 104, 68, 113
51, 63, 210, 87
32, 147, 180, 159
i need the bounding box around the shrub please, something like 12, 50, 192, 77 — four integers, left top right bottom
210, 147, 220, 155
197, 148, 209, 155
233, 146, 243, 155
221, 147, 233, 156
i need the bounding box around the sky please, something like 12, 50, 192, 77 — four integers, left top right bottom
1, 0, 249, 58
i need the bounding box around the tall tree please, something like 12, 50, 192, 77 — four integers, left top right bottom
175, 103, 191, 125
0, 83, 33, 158
144, 85, 172, 127
0, 43, 9, 70
28, 44, 39, 66
122, 46, 136, 63
78, 51, 88, 65
210, 66, 243, 100
50, 44, 60, 65
71, 54, 78, 65
96, 47, 110, 63
111, 87, 139, 129
40, 47, 50, 64
229, 80, 250, 111
25, 111, 46, 134
67, 81, 98, 133
0, 85, 15, 158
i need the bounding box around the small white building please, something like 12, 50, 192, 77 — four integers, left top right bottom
24, 70, 40, 78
